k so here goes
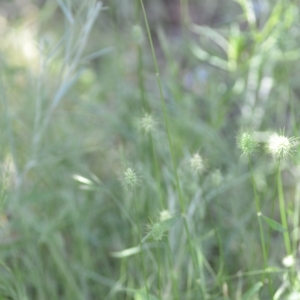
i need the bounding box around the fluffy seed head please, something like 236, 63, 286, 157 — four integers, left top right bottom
267, 133, 298, 159
140, 113, 155, 133
190, 153, 205, 174
282, 255, 295, 267
159, 210, 172, 222
123, 167, 138, 188
237, 130, 258, 156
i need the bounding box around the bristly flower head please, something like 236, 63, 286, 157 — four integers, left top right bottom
237, 129, 258, 156
190, 153, 205, 174
140, 113, 155, 133
147, 221, 164, 242
267, 132, 298, 159
123, 167, 139, 189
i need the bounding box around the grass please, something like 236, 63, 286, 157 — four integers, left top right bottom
1, 0, 300, 299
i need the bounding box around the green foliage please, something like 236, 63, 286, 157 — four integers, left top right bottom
0, 0, 300, 299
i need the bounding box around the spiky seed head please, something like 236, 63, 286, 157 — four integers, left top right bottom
132, 25, 144, 45
148, 222, 164, 242
123, 167, 138, 188
190, 153, 205, 174
267, 133, 298, 159
237, 129, 258, 156
140, 113, 155, 133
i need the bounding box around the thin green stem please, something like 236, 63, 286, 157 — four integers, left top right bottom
166, 242, 180, 300
248, 157, 272, 294
277, 161, 291, 255
133, 191, 150, 300
139, 1, 206, 298
157, 244, 162, 300
139, 0, 184, 213
180, 0, 190, 38
248, 158, 268, 267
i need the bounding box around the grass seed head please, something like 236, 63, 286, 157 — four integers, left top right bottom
148, 222, 164, 242
159, 210, 172, 221
140, 113, 155, 133
190, 153, 205, 174
237, 129, 258, 156
267, 133, 298, 159
123, 167, 139, 188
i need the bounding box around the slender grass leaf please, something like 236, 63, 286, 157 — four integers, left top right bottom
82, 47, 114, 62
160, 215, 181, 231
242, 282, 263, 300
190, 43, 228, 71
260, 214, 287, 232
135, 291, 159, 300
72, 174, 94, 186
110, 246, 141, 258
56, 0, 74, 24
190, 24, 229, 54
234, 0, 256, 27
117, 288, 158, 300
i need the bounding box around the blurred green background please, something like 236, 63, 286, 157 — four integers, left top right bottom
0, 0, 300, 299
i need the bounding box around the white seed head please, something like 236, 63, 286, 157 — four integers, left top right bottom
190, 153, 205, 174
267, 133, 298, 159
237, 130, 258, 156
282, 255, 295, 267
123, 167, 138, 188
140, 113, 155, 133
160, 210, 172, 221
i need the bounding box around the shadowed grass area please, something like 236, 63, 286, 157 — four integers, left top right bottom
1, 0, 300, 299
